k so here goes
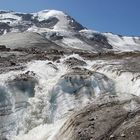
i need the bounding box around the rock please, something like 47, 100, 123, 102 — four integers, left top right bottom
0, 45, 10, 51
64, 57, 87, 67
53, 96, 140, 140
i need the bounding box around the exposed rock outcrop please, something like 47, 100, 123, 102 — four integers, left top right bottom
54, 96, 140, 140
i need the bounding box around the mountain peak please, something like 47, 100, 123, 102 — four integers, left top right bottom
33, 9, 85, 31
0, 9, 84, 35
36, 9, 66, 15
34, 9, 72, 30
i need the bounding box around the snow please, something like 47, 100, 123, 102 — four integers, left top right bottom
0, 12, 21, 24
33, 10, 70, 31
0, 10, 140, 53
79, 29, 99, 39
103, 33, 140, 52
0, 9, 73, 32
62, 37, 94, 50
27, 26, 74, 37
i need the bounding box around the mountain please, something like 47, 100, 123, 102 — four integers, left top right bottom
0, 10, 84, 33
0, 10, 140, 52
0, 10, 140, 140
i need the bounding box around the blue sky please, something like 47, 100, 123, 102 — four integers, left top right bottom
0, 0, 140, 36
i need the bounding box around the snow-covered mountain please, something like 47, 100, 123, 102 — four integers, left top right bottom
0, 10, 84, 33
0, 9, 140, 52
0, 10, 140, 140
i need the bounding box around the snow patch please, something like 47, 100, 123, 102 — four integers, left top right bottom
104, 33, 140, 52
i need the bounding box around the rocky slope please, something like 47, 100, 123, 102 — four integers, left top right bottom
0, 10, 140, 140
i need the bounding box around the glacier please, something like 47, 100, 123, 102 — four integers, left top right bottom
0, 9, 140, 140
